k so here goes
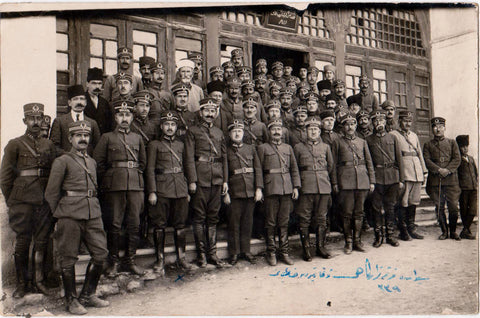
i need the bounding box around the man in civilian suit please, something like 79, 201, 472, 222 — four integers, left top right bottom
84, 68, 113, 134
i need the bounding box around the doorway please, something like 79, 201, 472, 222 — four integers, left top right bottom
252, 43, 308, 76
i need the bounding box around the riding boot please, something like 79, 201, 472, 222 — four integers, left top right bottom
125, 234, 145, 275
449, 215, 461, 240
153, 229, 166, 276
106, 233, 120, 278
353, 218, 365, 252
175, 229, 192, 270
438, 213, 449, 240
316, 226, 331, 259
343, 218, 353, 254
278, 227, 294, 265
385, 222, 399, 246
373, 225, 383, 248
406, 206, 424, 239
207, 225, 225, 268
193, 224, 207, 268
265, 227, 277, 266
13, 252, 29, 298
79, 262, 109, 308
299, 228, 312, 262
32, 246, 51, 295
61, 267, 87, 315
397, 206, 412, 241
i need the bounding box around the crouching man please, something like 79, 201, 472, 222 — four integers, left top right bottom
45, 121, 109, 315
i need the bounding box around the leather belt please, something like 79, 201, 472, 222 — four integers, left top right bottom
155, 167, 183, 174
264, 167, 289, 174
375, 163, 397, 168
65, 190, 97, 198
338, 160, 365, 167
18, 169, 49, 177
195, 156, 222, 163
300, 166, 327, 171
112, 161, 139, 168
232, 167, 254, 175
402, 151, 417, 157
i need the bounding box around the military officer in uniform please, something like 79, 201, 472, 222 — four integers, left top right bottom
456, 135, 477, 239
230, 48, 244, 69
423, 117, 462, 240
390, 111, 427, 240
307, 67, 320, 95
131, 90, 158, 144
356, 110, 373, 139
171, 83, 197, 141
224, 120, 263, 265
333, 79, 348, 109
185, 98, 228, 268
209, 66, 224, 82
45, 121, 109, 315
242, 98, 268, 146
146, 110, 192, 275
1, 103, 57, 298
237, 66, 252, 82
222, 77, 243, 121
289, 105, 308, 147
265, 100, 290, 144
350, 75, 379, 113
148, 61, 175, 125
50, 85, 101, 156
102, 47, 142, 102
331, 113, 375, 254
257, 119, 301, 266
138, 56, 156, 89
271, 61, 286, 87
381, 100, 397, 132
366, 110, 402, 247
279, 88, 295, 128
294, 116, 336, 261
93, 99, 147, 276
222, 61, 236, 82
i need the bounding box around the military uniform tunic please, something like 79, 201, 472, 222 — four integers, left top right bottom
243, 119, 268, 146
350, 92, 379, 113
458, 154, 478, 229
102, 74, 142, 102
131, 117, 158, 146
289, 126, 307, 147
148, 86, 175, 126
45, 150, 108, 268
146, 136, 189, 229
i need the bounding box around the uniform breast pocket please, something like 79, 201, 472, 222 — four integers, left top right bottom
264, 153, 277, 167
18, 152, 35, 166
281, 152, 290, 165
157, 149, 171, 163
108, 146, 121, 161
245, 154, 253, 166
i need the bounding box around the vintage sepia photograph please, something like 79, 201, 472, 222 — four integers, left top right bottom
0, 2, 478, 316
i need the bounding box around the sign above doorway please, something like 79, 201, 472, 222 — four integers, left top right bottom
263, 9, 299, 33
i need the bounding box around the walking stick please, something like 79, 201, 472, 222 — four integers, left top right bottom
437, 177, 442, 224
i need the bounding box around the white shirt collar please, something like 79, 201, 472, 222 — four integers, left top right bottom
71, 111, 84, 122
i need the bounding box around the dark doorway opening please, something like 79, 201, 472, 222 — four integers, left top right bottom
252, 43, 308, 77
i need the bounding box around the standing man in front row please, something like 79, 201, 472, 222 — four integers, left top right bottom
390, 111, 427, 241
294, 116, 336, 261
185, 98, 228, 268
1, 103, 57, 298
94, 100, 147, 276
146, 110, 192, 275
45, 121, 109, 315
366, 110, 401, 248
331, 113, 375, 254
423, 117, 462, 240
257, 119, 300, 266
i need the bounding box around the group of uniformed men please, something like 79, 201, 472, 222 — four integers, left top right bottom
1, 46, 477, 315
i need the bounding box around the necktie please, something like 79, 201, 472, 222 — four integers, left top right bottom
76, 114, 80, 122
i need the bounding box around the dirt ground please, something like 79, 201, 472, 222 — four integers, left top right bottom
54, 225, 478, 316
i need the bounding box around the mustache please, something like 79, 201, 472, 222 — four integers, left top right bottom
93, 88, 102, 93
78, 141, 88, 145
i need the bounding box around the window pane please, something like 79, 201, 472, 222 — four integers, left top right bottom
90, 39, 103, 56
415, 97, 421, 109
373, 69, 386, 79
133, 30, 157, 45
146, 46, 157, 59
90, 57, 103, 69
133, 44, 144, 60
175, 50, 188, 65
57, 33, 68, 51
57, 52, 68, 71
56, 18, 68, 33
105, 59, 117, 75
346, 76, 354, 88
373, 80, 379, 91
105, 41, 117, 58
415, 86, 421, 96
175, 37, 202, 52
346, 65, 362, 76
90, 23, 117, 40
394, 95, 401, 106
380, 81, 387, 91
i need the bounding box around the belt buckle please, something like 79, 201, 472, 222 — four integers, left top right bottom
440, 157, 445, 163
37, 168, 43, 176
281, 166, 288, 173
208, 157, 215, 163
312, 164, 319, 171
353, 158, 358, 166
173, 167, 181, 173
128, 161, 135, 168
87, 189, 94, 197
242, 167, 248, 173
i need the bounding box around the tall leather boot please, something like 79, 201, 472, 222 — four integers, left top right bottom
343, 218, 353, 254
406, 206, 423, 239
207, 225, 225, 268
299, 228, 312, 262
438, 208, 449, 240
265, 227, 277, 266
105, 233, 120, 278
353, 219, 366, 252
385, 222, 399, 246
153, 229, 166, 276
13, 252, 29, 298
449, 214, 461, 240
175, 229, 192, 270
79, 262, 109, 308
397, 207, 412, 241
32, 246, 52, 295
61, 267, 87, 315
125, 234, 145, 275
372, 225, 383, 248
193, 224, 207, 268
460, 215, 476, 239
316, 227, 331, 259
278, 227, 294, 265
